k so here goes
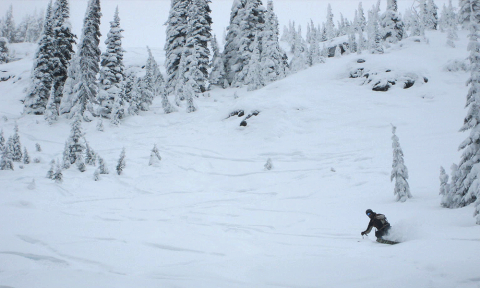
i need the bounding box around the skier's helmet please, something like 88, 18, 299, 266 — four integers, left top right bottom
365, 209, 373, 216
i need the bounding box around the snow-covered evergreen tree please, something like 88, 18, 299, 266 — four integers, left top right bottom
0, 137, 14, 171
261, 0, 288, 82
289, 26, 307, 73
224, 0, 265, 87
110, 84, 127, 125
0, 129, 5, 151
380, 0, 405, 43
65, 117, 85, 166
52, 161, 63, 183
98, 6, 124, 118
60, 0, 102, 120
35, 143, 41, 152
98, 156, 109, 174
24, 1, 55, 115
11, 123, 22, 162
446, 2, 480, 212
209, 34, 227, 88
165, 0, 189, 95
62, 141, 70, 169
76, 151, 86, 172
85, 142, 96, 166
368, 9, 384, 54
47, 159, 55, 179
0, 37, 10, 64
426, 0, 439, 30
2, 5, 16, 43
439, 166, 451, 205
149, 144, 162, 166
184, 0, 212, 92
357, 2, 367, 32
23, 147, 30, 164
93, 168, 100, 181
245, 32, 264, 91
326, 4, 336, 40
334, 45, 342, 57
49, 0, 76, 119
391, 125, 412, 202
116, 148, 126, 175
145, 47, 165, 97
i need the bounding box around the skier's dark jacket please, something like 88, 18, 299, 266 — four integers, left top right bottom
364, 213, 390, 234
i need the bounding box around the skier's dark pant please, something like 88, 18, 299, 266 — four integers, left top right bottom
375, 224, 391, 239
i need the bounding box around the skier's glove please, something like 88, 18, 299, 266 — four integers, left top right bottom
361, 231, 366, 236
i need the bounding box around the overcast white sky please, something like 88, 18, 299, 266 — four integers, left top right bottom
0, 0, 449, 49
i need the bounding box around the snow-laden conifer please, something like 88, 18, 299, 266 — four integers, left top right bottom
149, 144, 162, 166
116, 148, 126, 175
49, 0, 76, 120
98, 156, 109, 174
326, 4, 336, 40
76, 152, 86, 172
145, 47, 166, 97
223, 0, 247, 86
184, 0, 212, 92
334, 45, 342, 58
24, 1, 54, 115
245, 33, 264, 91
2, 5, 16, 43
426, 0, 439, 30
23, 147, 30, 164
391, 125, 412, 202
11, 123, 22, 162
47, 159, 55, 179
0, 137, 14, 171
35, 143, 41, 152
380, 0, 405, 43
289, 26, 307, 73
98, 6, 124, 118
65, 117, 85, 166
60, 0, 102, 120
368, 9, 384, 54
52, 160, 63, 183
0, 37, 10, 64
94, 169, 100, 181
446, 3, 480, 212
165, 0, 189, 95
62, 141, 70, 169
110, 85, 127, 125
224, 0, 265, 87
209, 34, 227, 88
85, 142, 96, 166
0, 129, 5, 151
262, 0, 288, 81
357, 2, 367, 32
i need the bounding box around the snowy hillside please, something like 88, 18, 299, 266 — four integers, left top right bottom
1, 0, 480, 287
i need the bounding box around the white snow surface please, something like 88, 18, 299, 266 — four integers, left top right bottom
1, 1, 480, 288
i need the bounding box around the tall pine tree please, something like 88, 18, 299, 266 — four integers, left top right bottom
24, 1, 54, 115
60, 0, 102, 120
164, 0, 189, 95
49, 0, 76, 120
98, 6, 124, 118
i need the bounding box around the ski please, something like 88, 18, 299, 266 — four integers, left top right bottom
376, 238, 400, 245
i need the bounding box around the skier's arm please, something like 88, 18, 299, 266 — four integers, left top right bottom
363, 220, 374, 235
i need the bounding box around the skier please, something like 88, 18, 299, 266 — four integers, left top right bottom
361, 209, 391, 240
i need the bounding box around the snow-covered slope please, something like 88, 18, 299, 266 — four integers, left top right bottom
0, 28, 479, 288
